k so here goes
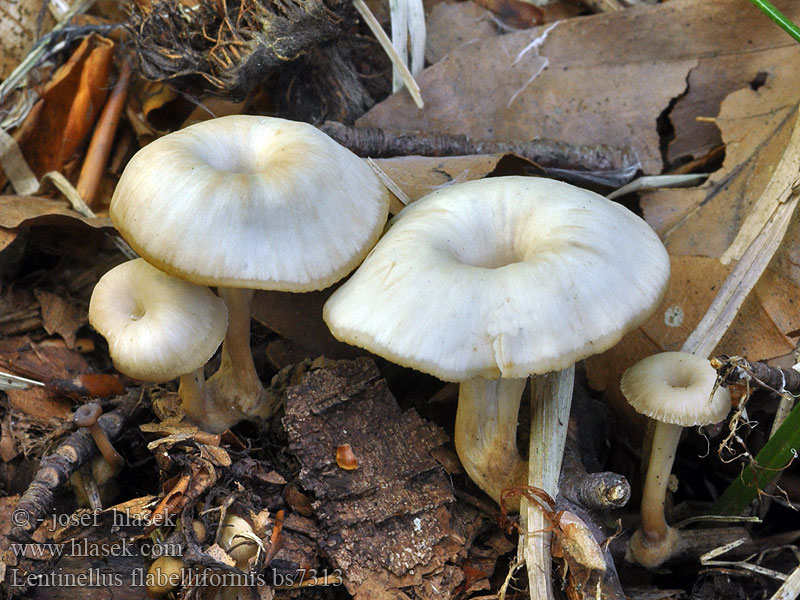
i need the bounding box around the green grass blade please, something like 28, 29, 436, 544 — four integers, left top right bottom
748, 0, 800, 44
711, 398, 800, 516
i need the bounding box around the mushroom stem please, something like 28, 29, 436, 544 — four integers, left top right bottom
209, 287, 269, 418
521, 365, 574, 600
626, 420, 684, 569
640, 421, 681, 543
179, 368, 242, 434
454, 377, 527, 504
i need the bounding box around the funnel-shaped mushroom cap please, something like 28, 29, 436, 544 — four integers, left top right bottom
89, 259, 228, 382
621, 352, 731, 426
111, 116, 390, 292
324, 176, 670, 381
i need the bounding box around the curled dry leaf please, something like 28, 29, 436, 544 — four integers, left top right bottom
16, 34, 114, 179
336, 443, 359, 470
0, 196, 112, 230
643, 62, 800, 286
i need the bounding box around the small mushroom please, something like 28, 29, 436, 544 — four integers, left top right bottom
89, 258, 231, 432
324, 176, 670, 599
73, 402, 124, 474
146, 556, 185, 598
110, 115, 390, 425
621, 351, 731, 568
218, 514, 259, 569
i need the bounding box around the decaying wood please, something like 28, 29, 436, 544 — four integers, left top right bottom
282, 358, 488, 600
9, 390, 141, 541
320, 120, 639, 175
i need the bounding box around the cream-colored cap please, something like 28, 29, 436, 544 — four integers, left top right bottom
89, 259, 228, 382
324, 176, 670, 381
621, 352, 731, 426
111, 115, 390, 292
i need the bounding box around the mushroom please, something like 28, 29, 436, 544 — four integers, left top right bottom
73, 402, 124, 474
110, 115, 389, 423
621, 351, 731, 568
89, 258, 231, 432
218, 513, 260, 569
323, 176, 670, 598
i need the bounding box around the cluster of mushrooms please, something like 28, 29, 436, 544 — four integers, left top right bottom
89, 115, 732, 595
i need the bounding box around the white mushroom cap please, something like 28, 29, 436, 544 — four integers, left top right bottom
111, 115, 390, 292
89, 259, 228, 382
324, 176, 670, 381
621, 352, 731, 426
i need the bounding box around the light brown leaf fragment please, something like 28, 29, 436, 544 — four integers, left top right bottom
34, 289, 87, 349
372, 155, 507, 203
425, 2, 498, 65
0, 0, 55, 79
643, 65, 800, 276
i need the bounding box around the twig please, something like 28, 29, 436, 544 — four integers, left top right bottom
712, 355, 800, 397
320, 121, 639, 174
560, 417, 630, 511
76, 60, 132, 208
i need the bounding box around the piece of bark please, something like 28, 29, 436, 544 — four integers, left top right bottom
283, 358, 481, 600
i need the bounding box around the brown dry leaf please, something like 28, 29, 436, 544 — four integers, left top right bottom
642, 66, 800, 288
425, 2, 499, 65
252, 287, 362, 360
586, 256, 800, 427
0, 196, 112, 230
359, 0, 799, 176
0, 228, 18, 254
34, 289, 87, 349
199, 444, 232, 467
373, 154, 513, 203
6, 387, 72, 420
17, 34, 114, 178
0, 286, 40, 336
666, 7, 800, 164
0, 0, 55, 79
473, 0, 542, 29
0, 336, 90, 420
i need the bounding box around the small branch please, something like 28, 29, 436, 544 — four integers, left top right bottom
319, 121, 639, 174
560, 417, 630, 511
712, 355, 800, 396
